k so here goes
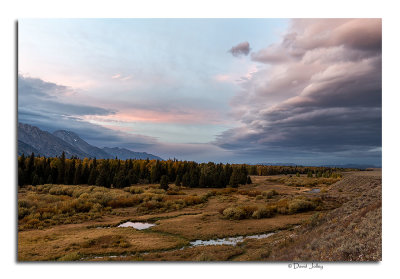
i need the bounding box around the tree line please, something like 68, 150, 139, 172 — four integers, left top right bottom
18, 152, 345, 189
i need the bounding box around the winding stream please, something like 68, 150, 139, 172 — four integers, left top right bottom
80, 231, 276, 260
189, 232, 275, 247
117, 222, 156, 230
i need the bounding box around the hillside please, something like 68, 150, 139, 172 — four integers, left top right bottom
18, 123, 90, 158
263, 170, 382, 261
17, 140, 40, 156
53, 130, 112, 159
18, 122, 163, 160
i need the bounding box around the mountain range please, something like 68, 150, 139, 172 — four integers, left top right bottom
17, 123, 163, 160
254, 162, 380, 169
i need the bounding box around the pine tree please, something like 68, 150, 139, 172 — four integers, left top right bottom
175, 175, 181, 186
128, 169, 138, 185
66, 159, 76, 184
88, 167, 97, 185
189, 168, 199, 188
229, 169, 241, 187
199, 172, 206, 187
74, 162, 82, 185
150, 161, 162, 183
246, 176, 252, 184
32, 173, 39, 186
160, 175, 169, 190
18, 167, 24, 186
47, 174, 53, 184
114, 169, 128, 188
25, 152, 35, 185
96, 160, 111, 187
81, 164, 89, 184
57, 152, 66, 184
182, 172, 190, 186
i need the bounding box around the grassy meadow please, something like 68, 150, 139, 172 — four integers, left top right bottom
18, 174, 353, 261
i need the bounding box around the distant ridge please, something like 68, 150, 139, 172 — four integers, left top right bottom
18, 123, 90, 158
53, 130, 113, 159
18, 140, 40, 156
255, 162, 298, 166
253, 162, 379, 169
18, 122, 163, 160
320, 164, 381, 169
102, 147, 163, 161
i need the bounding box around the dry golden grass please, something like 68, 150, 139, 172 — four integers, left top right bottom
19, 173, 379, 262
18, 225, 187, 261
245, 170, 382, 261
152, 208, 313, 240
86, 245, 245, 261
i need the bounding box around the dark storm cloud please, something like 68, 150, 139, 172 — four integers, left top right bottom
216, 19, 382, 165
228, 41, 250, 57
18, 75, 158, 150
18, 75, 114, 116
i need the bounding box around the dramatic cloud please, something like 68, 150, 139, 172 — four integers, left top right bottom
17, 75, 159, 150
229, 41, 251, 57
18, 75, 115, 116
217, 19, 382, 165
17, 75, 235, 162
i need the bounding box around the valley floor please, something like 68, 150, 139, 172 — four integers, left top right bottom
18, 170, 381, 261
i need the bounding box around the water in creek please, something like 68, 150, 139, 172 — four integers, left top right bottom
117, 222, 156, 230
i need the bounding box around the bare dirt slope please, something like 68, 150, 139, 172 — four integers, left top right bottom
266, 170, 382, 261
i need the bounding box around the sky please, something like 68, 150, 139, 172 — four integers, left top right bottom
18, 18, 382, 165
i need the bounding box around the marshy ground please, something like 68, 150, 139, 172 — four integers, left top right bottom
17, 170, 381, 261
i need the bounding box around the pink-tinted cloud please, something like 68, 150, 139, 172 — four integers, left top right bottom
251, 19, 381, 64
214, 74, 231, 82
82, 108, 228, 125
217, 19, 382, 162
111, 73, 133, 81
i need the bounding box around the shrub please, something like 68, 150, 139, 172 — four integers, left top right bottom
204, 190, 217, 198
124, 186, 137, 194
26, 218, 40, 227
90, 203, 103, 212
263, 189, 278, 199
150, 195, 161, 202
183, 195, 205, 206
74, 199, 93, 213
18, 199, 33, 208
166, 189, 185, 195
58, 252, 81, 261
307, 212, 322, 227
140, 200, 160, 211
218, 188, 237, 195
288, 199, 316, 214
222, 207, 247, 220
148, 188, 165, 195
107, 196, 142, 208
241, 205, 258, 217
252, 206, 275, 219
18, 207, 30, 219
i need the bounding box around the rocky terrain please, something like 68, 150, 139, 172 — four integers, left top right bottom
17, 122, 163, 160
